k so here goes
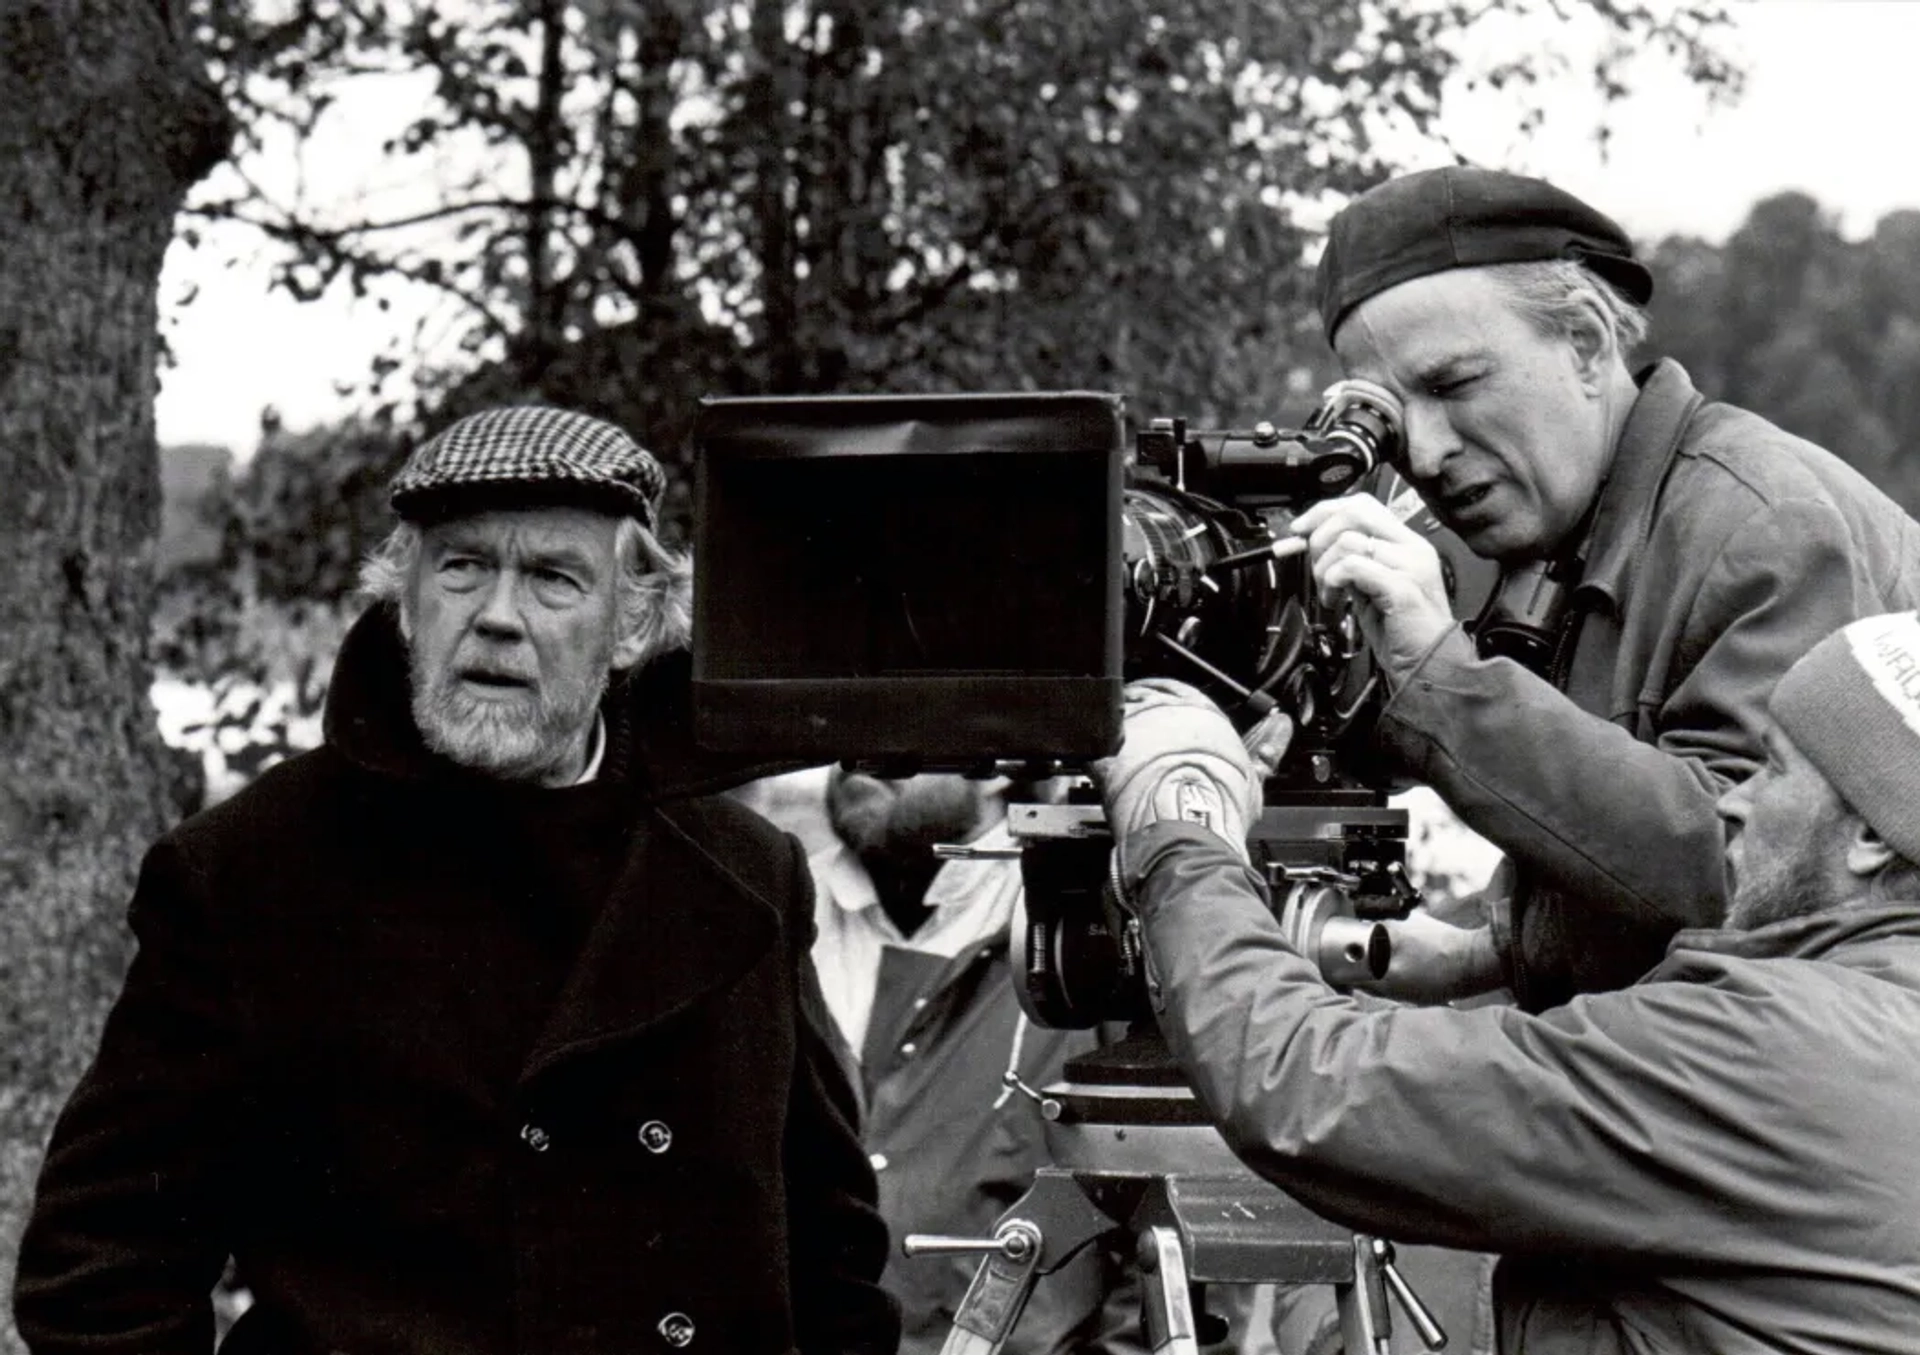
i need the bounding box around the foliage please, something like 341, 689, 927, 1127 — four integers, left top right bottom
153, 419, 402, 800
181, 0, 1739, 480
153, 582, 356, 799
1648, 192, 1920, 515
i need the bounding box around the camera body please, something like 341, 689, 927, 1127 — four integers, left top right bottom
691, 383, 1427, 1026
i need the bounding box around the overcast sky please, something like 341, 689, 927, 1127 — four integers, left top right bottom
1435, 0, 1920, 242
154, 0, 1920, 452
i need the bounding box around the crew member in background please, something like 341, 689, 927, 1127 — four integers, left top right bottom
1293, 165, 1920, 1011
805, 767, 1152, 1355
1093, 620, 1920, 1351
15, 407, 897, 1355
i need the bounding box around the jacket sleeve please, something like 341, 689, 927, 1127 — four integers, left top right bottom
13, 840, 241, 1355
1376, 495, 1876, 1007
779, 835, 901, 1355
1126, 823, 1820, 1262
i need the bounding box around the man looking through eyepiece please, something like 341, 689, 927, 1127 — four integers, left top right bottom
1093, 622, 1920, 1350
1287, 166, 1920, 1010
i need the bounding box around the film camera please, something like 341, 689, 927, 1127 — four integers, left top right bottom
692, 384, 1452, 1353
691, 381, 1424, 1015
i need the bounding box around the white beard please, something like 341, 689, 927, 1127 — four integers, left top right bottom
410, 655, 608, 785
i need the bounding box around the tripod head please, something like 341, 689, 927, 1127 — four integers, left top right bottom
1009, 782, 1418, 1032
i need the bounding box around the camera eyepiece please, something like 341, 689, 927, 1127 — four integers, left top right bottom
1306, 378, 1405, 485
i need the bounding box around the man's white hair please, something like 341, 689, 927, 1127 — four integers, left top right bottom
357, 516, 692, 669
1483, 258, 1650, 358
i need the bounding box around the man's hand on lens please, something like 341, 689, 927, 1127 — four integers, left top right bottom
1353, 909, 1506, 1004
1094, 678, 1277, 865
1289, 493, 1454, 686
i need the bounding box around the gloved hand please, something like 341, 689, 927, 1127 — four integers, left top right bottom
1093, 678, 1285, 866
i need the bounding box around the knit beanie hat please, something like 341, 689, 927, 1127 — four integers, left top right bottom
1769, 611, 1920, 864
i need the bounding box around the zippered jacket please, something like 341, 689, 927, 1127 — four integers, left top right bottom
1127, 821, 1920, 1354
1379, 359, 1920, 1007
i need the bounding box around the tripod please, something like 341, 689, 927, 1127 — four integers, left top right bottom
903, 1040, 1446, 1355
912, 784, 1441, 1351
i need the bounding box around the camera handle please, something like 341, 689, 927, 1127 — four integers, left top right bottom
901, 1172, 1112, 1355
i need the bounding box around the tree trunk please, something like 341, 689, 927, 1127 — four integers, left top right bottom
519, 0, 568, 376
0, 2, 230, 1344
748, 0, 799, 390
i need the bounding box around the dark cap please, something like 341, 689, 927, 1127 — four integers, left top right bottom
1315, 166, 1653, 342
389, 405, 667, 530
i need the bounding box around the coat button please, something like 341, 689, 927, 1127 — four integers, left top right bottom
520, 1123, 551, 1153
638, 1119, 673, 1154
657, 1311, 695, 1347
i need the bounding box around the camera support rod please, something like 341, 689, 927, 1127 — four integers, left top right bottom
1149, 631, 1278, 719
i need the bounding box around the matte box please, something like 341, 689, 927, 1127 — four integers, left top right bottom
691, 391, 1125, 764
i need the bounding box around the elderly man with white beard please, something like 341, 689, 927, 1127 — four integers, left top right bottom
15, 406, 899, 1355
1089, 613, 1920, 1353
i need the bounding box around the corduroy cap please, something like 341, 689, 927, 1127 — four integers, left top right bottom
389, 405, 667, 530
1769, 611, 1920, 865
1315, 166, 1654, 342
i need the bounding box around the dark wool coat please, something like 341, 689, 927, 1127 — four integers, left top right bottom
14, 607, 900, 1355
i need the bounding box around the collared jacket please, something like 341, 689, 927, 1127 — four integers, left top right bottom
1378, 359, 1920, 1008
1127, 822, 1920, 1355
13, 607, 898, 1355
807, 834, 1141, 1355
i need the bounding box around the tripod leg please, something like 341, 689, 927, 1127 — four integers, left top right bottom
911, 1172, 1121, 1355
1336, 1235, 1392, 1355
1137, 1225, 1203, 1355
938, 1239, 1043, 1355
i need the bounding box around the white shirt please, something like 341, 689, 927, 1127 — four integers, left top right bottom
808, 820, 1022, 1059
571, 714, 607, 785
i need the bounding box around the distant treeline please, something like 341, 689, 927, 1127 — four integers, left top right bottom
1648, 191, 1920, 515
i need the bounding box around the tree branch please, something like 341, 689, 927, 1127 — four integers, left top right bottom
200, 206, 518, 343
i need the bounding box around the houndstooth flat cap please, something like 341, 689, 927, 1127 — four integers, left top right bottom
389, 405, 667, 529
